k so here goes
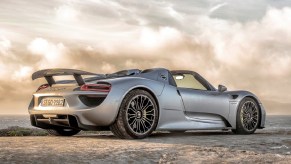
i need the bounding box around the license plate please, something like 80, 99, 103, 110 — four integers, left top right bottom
41, 98, 65, 107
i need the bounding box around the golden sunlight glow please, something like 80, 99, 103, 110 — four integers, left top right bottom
55, 5, 79, 21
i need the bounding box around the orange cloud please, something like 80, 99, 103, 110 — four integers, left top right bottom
0, 1, 291, 115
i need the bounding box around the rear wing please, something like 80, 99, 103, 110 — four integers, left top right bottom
32, 69, 104, 86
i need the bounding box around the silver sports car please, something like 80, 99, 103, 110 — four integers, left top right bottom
28, 68, 266, 139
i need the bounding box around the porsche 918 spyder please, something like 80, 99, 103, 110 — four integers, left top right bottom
28, 68, 266, 139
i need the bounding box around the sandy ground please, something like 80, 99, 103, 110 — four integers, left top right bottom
1, 128, 291, 164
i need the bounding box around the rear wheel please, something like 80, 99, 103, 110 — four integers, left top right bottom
110, 89, 159, 139
47, 128, 80, 136
232, 97, 260, 134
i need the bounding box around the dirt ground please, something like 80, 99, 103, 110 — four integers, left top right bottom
1, 128, 291, 164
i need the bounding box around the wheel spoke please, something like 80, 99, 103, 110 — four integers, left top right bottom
141, 120, 149, 130
143, 104, 153, 111
141, 96, 145, 109
137, 119, 142, 133
131, 100, 137, 111
143, 117, 152, 125
137, 96, 141, 110
128, 115, 136, 120
144, 116, 154, 123
128, 108, 137, 113
145, 113, 155, 116
244, 122, 249, 129
129, 118, 137, 127
140, 120, 146, 133
141, 99, 150, 111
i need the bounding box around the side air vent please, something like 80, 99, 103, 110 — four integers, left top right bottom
79, 95, 106, 107
231, 95, 239, 99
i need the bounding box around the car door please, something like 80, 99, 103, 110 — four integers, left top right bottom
173, 72, 230, 121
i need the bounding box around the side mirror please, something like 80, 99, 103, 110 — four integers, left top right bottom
218, 84, 227, 92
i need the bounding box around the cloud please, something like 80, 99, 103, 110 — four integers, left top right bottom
27, 38, 70, 68
166, 5, 184, 21
0, 1, 291, 114
186, 7, 291, 101
12, 66, 33, 82
139, 27, 184, 49
55, 5, 79, 22
0, 36, 11, 56
209, 3, 228, 13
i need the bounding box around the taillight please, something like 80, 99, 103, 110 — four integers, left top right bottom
36, 84, 49, 92
80, 84, 111, 92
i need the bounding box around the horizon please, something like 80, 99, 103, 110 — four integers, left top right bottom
1, 113, 291, 116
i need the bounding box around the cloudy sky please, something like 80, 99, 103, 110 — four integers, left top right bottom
0, 0, 291, 114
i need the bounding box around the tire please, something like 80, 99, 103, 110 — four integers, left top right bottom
110, 89, 159, 139
47, 128, 81, 136
232, 97, 260, 134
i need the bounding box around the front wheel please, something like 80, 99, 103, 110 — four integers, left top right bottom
232, 97, 260, 134
47, 128, 81, 136
110, 89, 159, 139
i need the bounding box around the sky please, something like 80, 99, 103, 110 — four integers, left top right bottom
0, 0, 291, 115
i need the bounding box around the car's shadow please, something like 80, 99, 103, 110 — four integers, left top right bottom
74, 130, 273, 140
74, 130, 291, 155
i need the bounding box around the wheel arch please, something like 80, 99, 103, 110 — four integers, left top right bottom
130, 86, 160, 113
244, 95, 261, 109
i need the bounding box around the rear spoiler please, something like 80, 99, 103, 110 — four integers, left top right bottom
32, 69, 104, 86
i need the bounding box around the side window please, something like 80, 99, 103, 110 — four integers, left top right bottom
173, 74, 207, 90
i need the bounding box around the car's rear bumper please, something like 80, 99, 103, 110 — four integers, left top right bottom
28, 105, 117, 130
28, 89, 122, 130
29, 114, 110, 131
